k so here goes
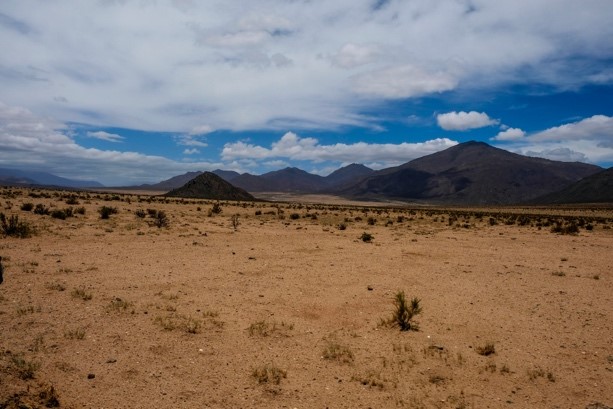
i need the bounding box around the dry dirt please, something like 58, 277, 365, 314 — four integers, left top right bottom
1, 187, 612, 409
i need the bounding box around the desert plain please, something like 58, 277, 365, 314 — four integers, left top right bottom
0, 187, 612, 408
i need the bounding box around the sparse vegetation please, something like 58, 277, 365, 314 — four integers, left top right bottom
230, 214, 240, 230
322, 342, 354, 363
153, 210, 169, 228
248, 320, 294, 337
11, 355, 41, 380
1, 213, 33, 238
476, 342, 496, 356
71, 287, 93, 301
360, 232, 373, 242
65, 327, 86, 340
98, 206, 118, 219
106, 297, 133, 312
252, 364, 287, 385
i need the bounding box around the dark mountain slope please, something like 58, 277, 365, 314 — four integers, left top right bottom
164, 172, 255, 201
532, 167, 613, 204
344, 142, 601, 205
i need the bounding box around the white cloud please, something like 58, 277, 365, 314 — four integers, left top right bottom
491, 127, 526, 141
352, 65, 458, 99
524, 147, 588, 162
437, 111, 499, 131
222, 131, 458, 165
331, 43, 379, 69
530, 115, 613, 142
495, 115, 613, 164
86, 130, 123, 142
0, 101, 222, 185
189, 125, 214, 135
176, 135, 208, 147
183, 148, 200, 155
0, 1, 609, 133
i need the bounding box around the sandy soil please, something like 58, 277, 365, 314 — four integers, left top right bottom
1, 188, 612, 408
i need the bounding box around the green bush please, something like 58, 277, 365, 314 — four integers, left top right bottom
390, 291, 422, 331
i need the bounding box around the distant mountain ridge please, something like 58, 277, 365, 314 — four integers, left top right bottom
0, 168, 104, 188
121, 141, 606, 205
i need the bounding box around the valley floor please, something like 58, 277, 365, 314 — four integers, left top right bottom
1, 188, 612, 408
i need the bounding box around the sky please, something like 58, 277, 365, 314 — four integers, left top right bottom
0, 0, 612, 186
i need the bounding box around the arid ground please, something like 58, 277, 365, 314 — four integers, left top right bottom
1, 187, 612, 408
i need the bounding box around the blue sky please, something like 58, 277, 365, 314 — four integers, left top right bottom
0, 0, 612, 186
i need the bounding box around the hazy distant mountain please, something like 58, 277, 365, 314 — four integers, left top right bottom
164, 172, 255, 201
212, 169, 241, 182
343, 141, 602, 205
232, 167, 327, 192
0, 168, 104, 188
324, 163, 374, 189
134, 171, 203, 190
531, 167, 613, 204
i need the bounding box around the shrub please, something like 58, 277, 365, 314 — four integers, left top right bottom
252, 364, 287, 385
230, 214, 240, 230
289, 213, 300, 220
65, 196, 79, 205
71, 287, 93, 301
135, 209, 146, 218
33, 204, 50, 215
74, 206, 86, 215
98, 206, 118, 219
389, 291, 422, 331
367, 217, 376, 225
11, 356, 41, 380
153, 210, 169, 228
210, 202, 222, 214
476, 342, 496, 356
0, 213, 33, 238
337, 222, 347, 230
360, 232, 373, 243
20, 202, 34, 211
322, 342, 354, 363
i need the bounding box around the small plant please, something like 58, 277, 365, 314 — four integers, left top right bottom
248, 320, 293, 337
46, 282, 66, 291
360, 232, 373, 243
476, 342, 496, 356
367, 217, 376, 225
0, 213, 33, 238
71, 287, 93, 301
135, 209, 146, 218
74, 206, 86, 215
252, 364, 287, 385
388, 291, 422, 331
289, 213, 300, 220
551, 271, 566, 277
65, 327, 86, 340
21, 202, 34, 211
11, 355, 41, 380
16, 305, 41, 315
210, 202, 222, 215
33, 204, 50, 215
65, 196, 80, 205
322, 342, 354, 363
337, 222, 347, 230
154, 316, 177, 331
106, 297, 133, 312
98, 206, 118, 219
230, 214, 240, 230
153, 210, 169, 228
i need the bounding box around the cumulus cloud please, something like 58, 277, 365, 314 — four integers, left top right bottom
189, 125, 214, 135
0, 1, 610, 132
490, 127, 526, 141
183, 148, 200, 155
495, 115, 613, 164
0, 102, 222, 185
86, 131, 123, 142
530, 115, 613, 141
437, 111, 499, 131
222, 131, 458, 165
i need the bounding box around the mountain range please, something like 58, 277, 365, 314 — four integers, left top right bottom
0, 168, 104, 188
139, 142, 605, 205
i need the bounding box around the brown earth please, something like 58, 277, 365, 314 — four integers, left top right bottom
0, 187, 612, 408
